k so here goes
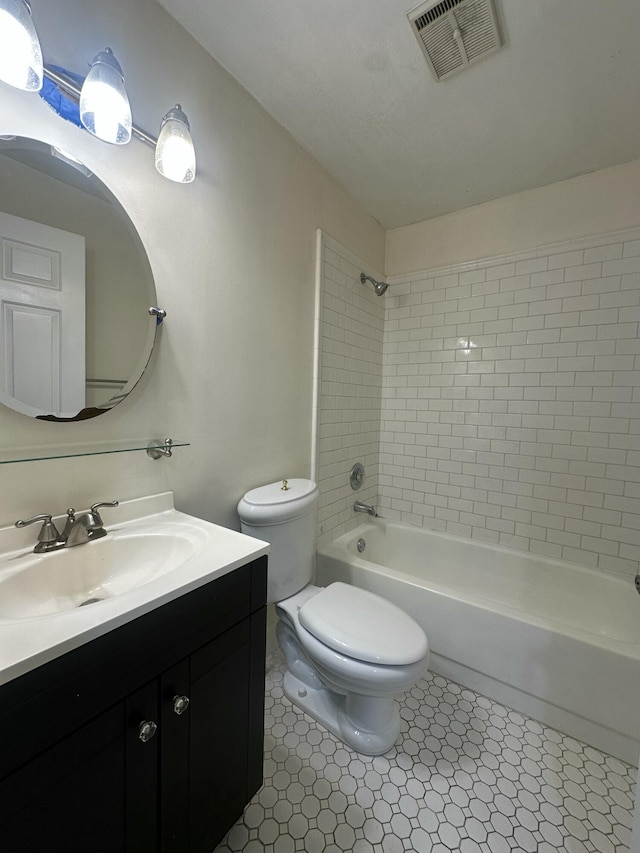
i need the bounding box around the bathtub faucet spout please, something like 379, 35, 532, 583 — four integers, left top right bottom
354, 500, 377, 517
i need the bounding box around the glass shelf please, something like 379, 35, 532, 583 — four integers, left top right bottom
0, 438, 189, 465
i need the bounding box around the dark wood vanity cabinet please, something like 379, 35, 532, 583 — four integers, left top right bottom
0, 557, 267, 853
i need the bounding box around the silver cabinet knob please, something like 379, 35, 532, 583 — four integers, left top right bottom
172, 695, 190, 716
138, 720, 158, 742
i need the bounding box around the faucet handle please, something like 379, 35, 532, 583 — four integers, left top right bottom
15, 514, 60, 545
89, 500, 119, 527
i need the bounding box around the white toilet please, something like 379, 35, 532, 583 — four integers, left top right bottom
237, 478, 429, 755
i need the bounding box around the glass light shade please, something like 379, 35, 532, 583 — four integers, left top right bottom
79, 48, 131, 144
155, 105, 196, 183
0, 0, 42, 91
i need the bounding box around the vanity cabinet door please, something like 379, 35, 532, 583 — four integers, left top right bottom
0, 704, 126, 853
189, 618, 252, 853
126, 680, 160, 853
160, 659, 191, 853
161, 606, 266, 853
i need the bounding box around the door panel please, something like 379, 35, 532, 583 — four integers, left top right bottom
3, 302, 60, 410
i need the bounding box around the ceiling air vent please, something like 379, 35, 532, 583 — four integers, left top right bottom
407, 0, 502, 81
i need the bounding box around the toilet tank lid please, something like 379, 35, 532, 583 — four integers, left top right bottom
237, 478, 318, 524
299, 582, 428, 666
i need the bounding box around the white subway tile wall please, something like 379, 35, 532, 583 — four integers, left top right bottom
380, 228, 640, 578
316, 238, 384, 547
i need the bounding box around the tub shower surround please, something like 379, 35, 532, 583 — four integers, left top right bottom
381, 227, 640, 580
315, 235, 385, 548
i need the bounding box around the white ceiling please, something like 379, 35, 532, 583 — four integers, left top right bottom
157, 0, 640, 230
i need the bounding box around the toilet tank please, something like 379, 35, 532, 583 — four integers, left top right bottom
237, 479, 318, 604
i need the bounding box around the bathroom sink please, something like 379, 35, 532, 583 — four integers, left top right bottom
0, 491, 269, 686
0, 527, 206, 619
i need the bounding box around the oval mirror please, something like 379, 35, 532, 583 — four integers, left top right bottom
0, 135, 158, 421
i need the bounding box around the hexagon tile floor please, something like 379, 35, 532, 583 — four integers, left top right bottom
214, 653, 636, 853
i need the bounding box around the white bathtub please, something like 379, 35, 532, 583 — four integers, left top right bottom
316, 518, 640, 765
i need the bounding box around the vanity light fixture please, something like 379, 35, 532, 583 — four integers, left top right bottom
155, 104, 196, 184
79, 47, 131, 145
0, 3, 195, 181
0, 0, 43, 92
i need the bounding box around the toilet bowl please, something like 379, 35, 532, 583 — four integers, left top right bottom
237, 478, 430, 755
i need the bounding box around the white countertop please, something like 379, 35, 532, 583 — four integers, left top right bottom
0, 492, 269, 686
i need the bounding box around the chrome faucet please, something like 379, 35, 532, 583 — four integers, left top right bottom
354, 500, 377, 517
16, 501, 119, 553
61, 502, 119, 546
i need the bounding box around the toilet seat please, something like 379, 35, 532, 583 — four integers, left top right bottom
298, 582, 428, 666
278, 586, 429, 697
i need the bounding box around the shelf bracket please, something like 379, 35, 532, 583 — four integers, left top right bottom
147, 438, 174, 460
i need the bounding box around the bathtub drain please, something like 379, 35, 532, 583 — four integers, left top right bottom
357, 538, 366, 553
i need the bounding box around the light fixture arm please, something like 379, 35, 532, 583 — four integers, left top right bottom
42, 64, 158, 148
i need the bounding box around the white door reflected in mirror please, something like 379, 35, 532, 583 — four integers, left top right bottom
0, 211, 85, 417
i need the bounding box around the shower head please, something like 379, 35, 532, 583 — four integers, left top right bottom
360, 272, 389, 296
